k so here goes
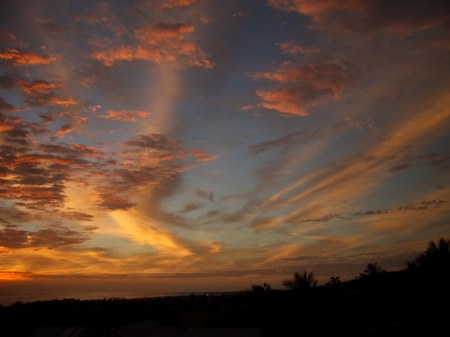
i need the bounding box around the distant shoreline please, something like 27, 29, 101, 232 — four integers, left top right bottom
0, 290, 246, 306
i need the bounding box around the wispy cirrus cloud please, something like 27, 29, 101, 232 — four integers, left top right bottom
253, 94, 450, 235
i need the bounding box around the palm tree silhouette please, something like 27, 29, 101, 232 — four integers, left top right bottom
326, 275, 342, 287
282, 271, 317, 291
361, 262, 385, 277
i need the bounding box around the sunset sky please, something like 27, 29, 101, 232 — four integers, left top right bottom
0, 0, 449, 303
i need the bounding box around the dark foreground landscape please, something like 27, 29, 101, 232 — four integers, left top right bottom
1, 239, 449, 337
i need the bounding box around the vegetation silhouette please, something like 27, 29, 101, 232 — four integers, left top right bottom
251, 282, 271, 293
360, 262, 386, 277
407, 238, 450, 272
282, 270, 317, 291
325, 275, 342, 287
1, 238, 449, 337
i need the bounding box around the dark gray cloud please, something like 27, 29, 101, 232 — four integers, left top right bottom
0, 74, 15, 89
389, 152, 450, 173
248, 130, 320, 156
180, 203, 202, 213
98, 193, 135, 211
0, 97, 15, 111
196, 188, 214, 201
0, 225, 89, 249
353, 209, 390, 217
293, 213, 344, 224
40, 21, 65, 37
398, 200, 447, 212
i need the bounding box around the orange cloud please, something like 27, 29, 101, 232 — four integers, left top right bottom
17, 80, 63, 95
91, 46, 152, 66
13, 79, 76, 107
54, 124, 74, 138
0, 49, 56, 65
47, 96, 77, 106
252, 61, 357, 116
99, 110, 151, 122
92, 23, 213, 68
0, 271, 31, 281
0, 124, 14, 132
135, 23, 194, 42
161, 0, 198, 9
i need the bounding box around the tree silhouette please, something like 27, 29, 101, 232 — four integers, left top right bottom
326, 275, 342, 287
282, 271, 317, 291
251, 282, 271, 292
407, 238, 450, 273
361, 262, 385, 277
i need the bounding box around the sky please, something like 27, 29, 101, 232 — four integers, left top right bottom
0, 0, 449, 303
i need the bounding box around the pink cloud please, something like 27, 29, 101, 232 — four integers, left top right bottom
189, 148, 218, 162
256, 89, 309, 116
99, 110, 151, 122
